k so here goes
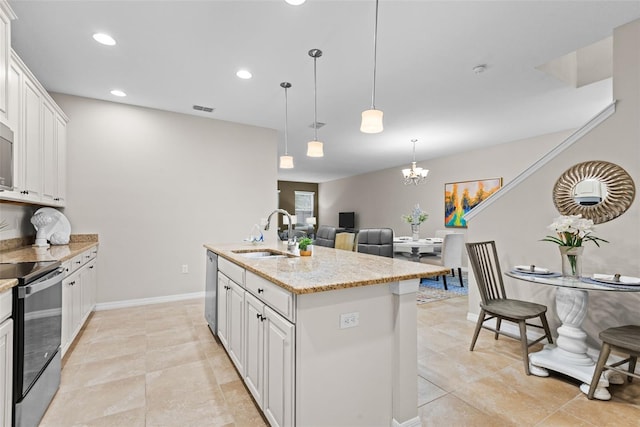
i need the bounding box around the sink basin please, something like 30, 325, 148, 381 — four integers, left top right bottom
233, 250, 291, 259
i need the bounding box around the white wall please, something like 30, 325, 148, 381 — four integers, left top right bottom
466, 19, 640, 345
319, 130, 568, 240
52, 94, 278, 304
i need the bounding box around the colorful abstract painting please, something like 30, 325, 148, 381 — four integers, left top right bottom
444, 178, 502, 228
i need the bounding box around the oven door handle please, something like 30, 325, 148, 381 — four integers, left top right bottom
18, 268, 65, 299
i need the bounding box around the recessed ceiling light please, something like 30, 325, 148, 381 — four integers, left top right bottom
110, 89, 126, 97
236, 69, 252, 80
93, 33, 116, 46
285, 0, 306, 5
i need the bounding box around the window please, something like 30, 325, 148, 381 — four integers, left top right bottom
294, 191, 315, 225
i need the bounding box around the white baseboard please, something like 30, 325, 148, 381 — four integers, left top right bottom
94, 291, 205, 311
392, 416, 421, 427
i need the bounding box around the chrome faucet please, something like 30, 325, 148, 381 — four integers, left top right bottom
264, 209, 297, 252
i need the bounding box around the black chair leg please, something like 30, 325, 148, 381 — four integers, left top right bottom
442, 274, 448, 290
629, 357, 637, 383
458, 268, 463, 286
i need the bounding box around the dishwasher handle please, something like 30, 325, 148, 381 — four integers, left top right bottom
18, 268, 65, 299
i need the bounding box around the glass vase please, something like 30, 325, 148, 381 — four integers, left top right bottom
559, 246, 583, 278
411, 224, 420, 241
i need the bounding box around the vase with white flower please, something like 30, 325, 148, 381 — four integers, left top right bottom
402, 204, 429, 241
541, 214, 608, 278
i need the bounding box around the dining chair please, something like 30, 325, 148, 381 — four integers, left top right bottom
465, 240, 554, 375
419, 233, 465, 290
314, 225, 337, 247
334, 232, 355, 251
587, 325, 640, 399
357, 228, 394, 258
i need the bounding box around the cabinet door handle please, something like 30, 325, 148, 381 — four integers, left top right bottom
256, 313, 263, 320
75, 261, 81, 264
257, 288, 264, 294
89, 266, 94, 269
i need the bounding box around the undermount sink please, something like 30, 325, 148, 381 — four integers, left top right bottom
233, 249, 292, 259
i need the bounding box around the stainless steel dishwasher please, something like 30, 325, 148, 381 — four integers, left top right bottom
204, 250, 218, 336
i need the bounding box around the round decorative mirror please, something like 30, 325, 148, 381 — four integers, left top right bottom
553, 161, 635, 224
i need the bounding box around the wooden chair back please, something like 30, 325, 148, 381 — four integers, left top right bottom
465, 241, 507, 305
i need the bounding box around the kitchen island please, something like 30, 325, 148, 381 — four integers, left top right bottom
204, 242, 449, 427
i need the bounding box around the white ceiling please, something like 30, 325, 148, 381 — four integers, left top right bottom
8, 1, 640, 183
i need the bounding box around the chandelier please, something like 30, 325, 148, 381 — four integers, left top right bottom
402, 139, 428, 185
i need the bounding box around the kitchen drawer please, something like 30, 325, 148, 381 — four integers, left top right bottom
68, 253, 84, 274
245, 271, 293, 322
81, 248, 96, 263
219, 258, 244, 286
0, 289, 11, 322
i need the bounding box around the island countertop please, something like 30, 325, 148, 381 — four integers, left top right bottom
204, 242, 450, 295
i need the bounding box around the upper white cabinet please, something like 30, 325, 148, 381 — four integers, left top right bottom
0, 1, 15, 124
2, 51, 68, 206
0, 0, 68, 207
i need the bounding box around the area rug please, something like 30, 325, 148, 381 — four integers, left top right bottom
417, 272, 468, 304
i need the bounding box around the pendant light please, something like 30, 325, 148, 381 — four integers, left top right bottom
279, 82, 294, 169
402, 139, 429, 185
360, 0, 383, 134
307, 48, 324, 157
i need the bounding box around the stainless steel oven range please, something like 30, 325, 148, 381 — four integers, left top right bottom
0, 261, 63, 427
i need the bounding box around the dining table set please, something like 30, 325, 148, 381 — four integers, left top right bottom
506, 265, 640, 400
393, 236, 443, 262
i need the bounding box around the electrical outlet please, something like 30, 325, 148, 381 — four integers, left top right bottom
181, 264, 189, 274
340, 312, 359, 329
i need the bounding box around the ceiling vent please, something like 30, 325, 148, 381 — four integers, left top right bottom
193, 105, 215, 113
309, 121, 325, 129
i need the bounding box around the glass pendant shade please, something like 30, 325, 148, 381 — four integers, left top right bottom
279, 155, 294, 169
307, 140, 324, 157
360, 109, 384, 133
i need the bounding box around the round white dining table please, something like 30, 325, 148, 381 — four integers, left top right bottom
505, 271, 640, 400
393, 238, 441, 262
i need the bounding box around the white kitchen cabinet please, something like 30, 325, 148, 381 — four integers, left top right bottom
0, 1, 15, 125
21, 74, 42, 202
217, 272, 246, 374
61, 268, 81, 354
227, 278, 245, 374
0, 289, 13, 427
0, 50, 68, 206
244, 292, 265, 405
61, 247, 99, 356
244, 290, 294, 427
41, 99, 56, 204
217, 272, 229, 349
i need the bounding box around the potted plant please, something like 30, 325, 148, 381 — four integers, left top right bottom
298, 237, 313, 256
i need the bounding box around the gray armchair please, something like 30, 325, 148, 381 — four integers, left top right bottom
357, 228, 394, 258
315, 225, 337, 247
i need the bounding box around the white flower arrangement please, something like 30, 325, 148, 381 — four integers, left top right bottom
542, 214, 607, 247
402, 204, 429, 225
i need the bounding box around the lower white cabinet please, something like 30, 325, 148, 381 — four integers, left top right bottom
61, 247, 98, 356
217, 273, 244, 375
244, 291, 294, 427
0, 290, 13, 427
216, 261, 295, 427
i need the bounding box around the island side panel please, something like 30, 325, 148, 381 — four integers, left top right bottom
296, 283, 394, 426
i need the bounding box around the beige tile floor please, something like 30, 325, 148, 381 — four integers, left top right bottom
40, 295, 640, 426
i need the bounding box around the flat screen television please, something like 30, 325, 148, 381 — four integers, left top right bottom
338, 212, 355, 229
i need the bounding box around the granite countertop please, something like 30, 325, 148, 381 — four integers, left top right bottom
204, 242, 450, 295
0, 239, 99, 292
